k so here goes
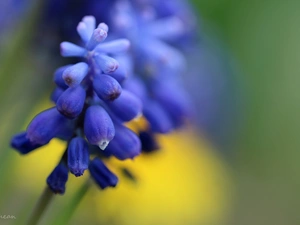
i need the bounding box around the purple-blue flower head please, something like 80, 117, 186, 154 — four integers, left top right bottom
10, 0, 198, 194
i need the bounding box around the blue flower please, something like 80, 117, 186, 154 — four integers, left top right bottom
11, 15, 143, 193
11, 0, 197, 193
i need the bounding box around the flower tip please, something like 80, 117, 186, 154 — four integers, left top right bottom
60, 42, 86, 57
98, 139, 110, 150
71, 169, 85, 177
98, 22, 109, 32
94, 28, 108, 42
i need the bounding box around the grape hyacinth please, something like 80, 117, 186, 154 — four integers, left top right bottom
11, 16, 142, 194
11, 0, 196, 194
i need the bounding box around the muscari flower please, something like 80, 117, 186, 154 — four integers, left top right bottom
11, 16, 142, 193
10, 0, 196, 194
108, 0, 195, 147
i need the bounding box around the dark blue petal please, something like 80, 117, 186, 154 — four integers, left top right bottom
94, 39, 130, 54
143, 99, 173, 133
89, 158, 118, 189
26, 108, 67, 145
139, 130, 160, 153
93, 74, 122, 101
105, 124, 141, 160
11, 131, 44, 154
56, 86, 86, 119
47, 163, 69, 194
107, 90, 142, 122
68, 137, 90, 177
84, 105, 115, 149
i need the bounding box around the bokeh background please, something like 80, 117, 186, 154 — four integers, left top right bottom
0, 0, 299, 224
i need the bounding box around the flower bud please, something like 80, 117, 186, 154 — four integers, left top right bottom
82, 16, 96, 38
84, 105, 115, 150
47, 163, 68, 194
94, 53, 119, 74
62, 62, 89, 87
56, 86, 86, 119
86, 28, 107, 50
93, 74, 122, 101
107, 62, 127, 83
11, 131, 43, 154
89, 158, 118, 189
60, 42, 87, 57
68, 137, 90, 177
107, 90, 142, 122
97, 22, 109, 32
26, 108, 67, 145
77, 22, 89, 43
105, 124, 141, 160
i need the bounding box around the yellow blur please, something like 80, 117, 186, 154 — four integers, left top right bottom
13, 100, 233, 225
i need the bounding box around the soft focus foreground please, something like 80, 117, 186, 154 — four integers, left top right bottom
9, 103, 232, 224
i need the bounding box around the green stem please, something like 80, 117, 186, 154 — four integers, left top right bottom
26, 186, 54, 225
51, 179, 92, 225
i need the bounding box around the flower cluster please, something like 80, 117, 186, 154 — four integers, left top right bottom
11, 0, 196, 194
110, 0, 194, 146
11, 16, 141, 194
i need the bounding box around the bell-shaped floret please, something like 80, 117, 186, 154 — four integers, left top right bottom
84, 105, 115, 150
68, 137, 90, 177
56, 85, 86, 119
93, 74, 122, 101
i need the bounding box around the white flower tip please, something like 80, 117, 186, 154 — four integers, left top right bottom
98, 22, 109, 32
98, 139, 110, 150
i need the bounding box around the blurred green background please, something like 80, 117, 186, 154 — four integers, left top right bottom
1, 0, 299, 224
192, 0, 300, 224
